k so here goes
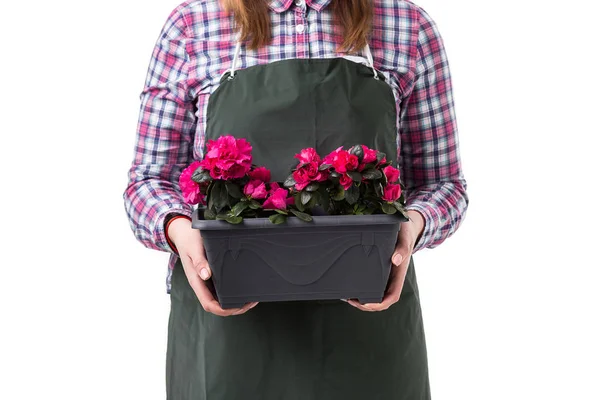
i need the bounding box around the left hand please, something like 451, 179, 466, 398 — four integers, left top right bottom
347, 210, 425, 312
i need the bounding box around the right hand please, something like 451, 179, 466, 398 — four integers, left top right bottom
167, 217, 259, 316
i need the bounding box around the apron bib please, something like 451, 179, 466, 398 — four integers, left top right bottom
166, 40, 431, 400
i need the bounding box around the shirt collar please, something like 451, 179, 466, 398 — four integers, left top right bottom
268, 0, 332, 13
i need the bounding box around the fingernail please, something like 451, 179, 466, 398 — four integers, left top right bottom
200, 268, 210, 280
392, 254, 402, 265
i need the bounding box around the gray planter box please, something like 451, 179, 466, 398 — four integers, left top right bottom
192, 209, 408, 309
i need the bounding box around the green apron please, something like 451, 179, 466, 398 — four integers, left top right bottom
166, 40, 431, 399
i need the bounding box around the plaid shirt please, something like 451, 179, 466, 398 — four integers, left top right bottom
123, 0, 469, 293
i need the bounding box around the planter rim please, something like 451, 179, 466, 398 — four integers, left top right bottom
192, 208, 408, 230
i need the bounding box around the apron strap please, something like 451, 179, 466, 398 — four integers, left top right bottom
229, 39, 242, 79
228, 39, 379, 80
362, 42, 379, 80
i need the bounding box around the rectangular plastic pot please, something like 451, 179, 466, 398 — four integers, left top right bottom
192, 209, 408, 309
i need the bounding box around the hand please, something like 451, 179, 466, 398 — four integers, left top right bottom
348, 210, 425, 312
168, 217, 259, 316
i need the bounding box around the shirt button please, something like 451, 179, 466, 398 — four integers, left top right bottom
295, 24, 305, 34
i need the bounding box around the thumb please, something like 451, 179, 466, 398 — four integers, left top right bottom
189, 253, 212, 281
391, 240, 408, 267
198, 259, 212, 281
392, 251, 403, 267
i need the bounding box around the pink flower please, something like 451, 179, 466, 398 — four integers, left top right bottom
294, 148, 321, 164
382, 184, 402, 202
263, 183, 290, 210
293, 161, 328, 191
361, 145, 378, 164
383, 165, 400, 183
357, 145, 379, 171
339, 173, 354, 190
248, 166, 271, 182
179, 161, 206, 205
243, 179, 268, 199
199, 135, 253, 180
324, 147, 359, 174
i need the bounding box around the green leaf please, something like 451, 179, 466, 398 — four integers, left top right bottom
274, 209, 288, 215
382, 203, 396, 214
374, 182, 384, 197
191, 168, 211, 184
301, 191, 312, 205
294, 193, 305, 212
225, 215, 243, 224
269, 214, 287, 225
305, 182, 320, 192
284, 175, 297, 188
319, 163, 331, 171
345, 184, 359, 205
318, 185, 329, 204
216, 212, 230, 220
349, 144, 364, 162
249, 199, 262, 210
393, 203, 410, 220
225, 182, 243, 199
392, 201, 405, 212
362, 169, 383, 180
203, 208, 216, 220
211, 181, 229, 212
330, 171, 341, 178
332, 185, 345, 201
347, 171, 362, 182
231, 201, 250, 217
376, 151, 386, 164
290, 209, 313, 222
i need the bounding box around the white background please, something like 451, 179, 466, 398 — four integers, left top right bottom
1, 0, 599, 399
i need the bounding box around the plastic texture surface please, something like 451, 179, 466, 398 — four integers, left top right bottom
192, 209, 408, 308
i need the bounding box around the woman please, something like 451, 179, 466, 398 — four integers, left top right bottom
123, 0, 468, 398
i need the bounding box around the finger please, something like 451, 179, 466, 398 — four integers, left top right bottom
195, 237, 213, 281
347, 299, 376, 312
183, 253, 256, 316
391, 241, 408, 267
391, 227, 412, 267
183, 259, 245, 316
232, 302, 260, 315
185, 271, 231, 316
189, 253, 212, 281
360, 255, 411, 311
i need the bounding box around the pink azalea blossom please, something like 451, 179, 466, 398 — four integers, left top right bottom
293, 161, 328, 191
339, 173, 354, 190
243, 179, 268, 199
263, 183, 290, 210
294, 148, 321, 164
248, 166, 271, 182
199, 135, 253, 180
324, 147, 359, 174
382, 184, 402, 202
179, 161, 206, 205
383, 165, 400, 183
361, 145, 378, 164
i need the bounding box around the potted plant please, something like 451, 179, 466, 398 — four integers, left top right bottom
180, 135, 409, 309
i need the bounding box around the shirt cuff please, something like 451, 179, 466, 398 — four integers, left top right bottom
157, 208, 194, 254
404, 202, 440, 253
